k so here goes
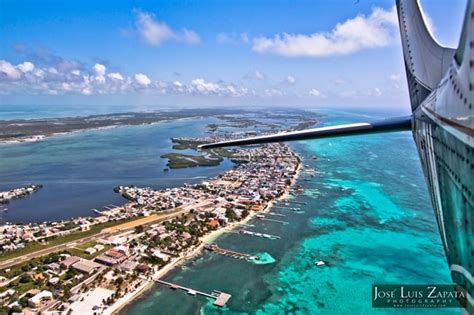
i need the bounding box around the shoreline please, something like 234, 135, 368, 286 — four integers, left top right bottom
111, 152, 302, 314
0, 116, 203, 146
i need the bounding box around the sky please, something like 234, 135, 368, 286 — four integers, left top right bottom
0, 0, 467, 111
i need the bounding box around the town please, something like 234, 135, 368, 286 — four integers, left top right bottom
0, 141, 300, 314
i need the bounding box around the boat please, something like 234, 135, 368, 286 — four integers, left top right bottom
315, 260, 326, 266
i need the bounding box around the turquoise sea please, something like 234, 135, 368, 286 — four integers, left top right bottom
0, 107, 454, 313
123, 112, 455, 315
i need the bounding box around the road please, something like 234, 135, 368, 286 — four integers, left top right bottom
0, 200, 210, 270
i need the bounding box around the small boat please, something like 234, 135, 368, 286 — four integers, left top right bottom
315, 260, 326, 266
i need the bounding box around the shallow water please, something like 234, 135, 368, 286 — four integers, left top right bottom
0, 117, 232, 223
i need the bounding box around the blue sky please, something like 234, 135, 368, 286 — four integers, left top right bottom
0, 0, 467, 111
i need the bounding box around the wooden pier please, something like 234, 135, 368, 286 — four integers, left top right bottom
284, 200, 306, 205
204, 244, 258, 261
268, 212, 286, 217
237, 229, 280, 239
256, 215, 289, 225
155, 279, 231, 307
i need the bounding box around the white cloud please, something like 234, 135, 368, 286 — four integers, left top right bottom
252, 6, 398, 57
255, 71, 265, 80
264, 88, 284, 97
61, 82, 72, 91
134, 73, 151, 86
369, 87, 382, 96
0, 58, 306, 99
108, 72, 124, 81
93, 63, 106, 75
389, 73, 402, 89
389, 73, 401, 82
33, 69, 45, 78
81, 87, 92, 95
0, 60, 22, 80
17, 61, 35, 73
191, 78, 219, 94
48, 67, 59, 75
286, 75, 296, 84
180, 29, 201, 44
309, 88, 322, 97
134, 9, 201, 46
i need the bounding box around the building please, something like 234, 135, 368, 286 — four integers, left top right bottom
119, 260, 138, 272
28, 290, 53, 308
207, 219, 220, 228
84, 247, 96, 255
94, 248, 127, 266
48, 277, 60, 285
61, 256, 81, 268
93, 244, 105, 251
71, 260, 101, 275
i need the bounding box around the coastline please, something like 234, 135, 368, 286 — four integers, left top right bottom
0, 117, 201, 146
111, 152, 302, 314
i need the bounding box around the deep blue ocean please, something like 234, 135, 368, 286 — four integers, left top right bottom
0, 106, 453, 314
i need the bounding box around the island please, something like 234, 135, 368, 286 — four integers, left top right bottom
0, 133, 301, 314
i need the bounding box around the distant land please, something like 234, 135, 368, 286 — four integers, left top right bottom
0, 109, 244, 143
0, 108, 320, 144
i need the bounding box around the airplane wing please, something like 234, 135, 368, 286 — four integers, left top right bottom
199, 116, 412, 149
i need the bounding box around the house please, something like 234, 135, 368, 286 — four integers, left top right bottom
152, 250, 170, 262
84, 247, 96, 255
0, 289, 15, 300
181, 232, 192, 240
48, 277, 60, 285
28, 290, 53, 308
136, 263, 150, 273
207, 219, 220, 228
32, 273, 45, 282
47, 262, 60, 272
93, 244, 105, 251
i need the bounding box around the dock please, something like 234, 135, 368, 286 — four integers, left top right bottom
268, 212, 286, 217
256, 215, 289, 225
204, 244, 258, 261
237, 229, 280, 239
155, 279, 231, 307
284, 200, 306, 205
274, 206, 303, 213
